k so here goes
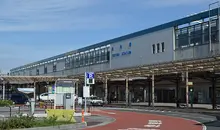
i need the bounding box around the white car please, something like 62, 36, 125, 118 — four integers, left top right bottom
39, 93, 55, 101
77, 95, 104, 106
39, 93, 78, 102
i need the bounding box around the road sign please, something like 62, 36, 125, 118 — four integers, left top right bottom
86, 72, 95, 79
85, 72, 95, 84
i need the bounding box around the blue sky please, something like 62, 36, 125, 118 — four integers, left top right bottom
0, 0, 215, 73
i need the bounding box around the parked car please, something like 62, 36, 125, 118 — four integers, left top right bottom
39, 93, 55, 101
77, 96, 104, 106
89, 96, 104, 106
10, 93, 29, 104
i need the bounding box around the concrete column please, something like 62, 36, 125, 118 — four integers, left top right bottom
125, 77, 129, 107
185, 68, 189, 108
176, 78, 180, 108
104, 77, 108, 103
76, 82, 78, 96
34, 82, 36, 101
148, 80, 151, 107
144, 87, 147, 102
212, 76, 217, 109
152, 74, 155, 107
2, 81, 5, 100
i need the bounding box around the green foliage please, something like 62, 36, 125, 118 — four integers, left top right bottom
0, 100, 13, 107
0, 115, 74, 130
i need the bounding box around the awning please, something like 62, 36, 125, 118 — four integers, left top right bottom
70, 56, 220, 81
0, 76, 70, 84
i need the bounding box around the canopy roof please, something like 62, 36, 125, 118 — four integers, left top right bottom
0, 76, 69, 84
70, 56, 220, 81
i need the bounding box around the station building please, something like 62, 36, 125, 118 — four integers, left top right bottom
10, 8, 220, 108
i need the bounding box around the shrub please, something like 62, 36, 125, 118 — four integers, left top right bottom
0, 100, 13, 107
0, 115, 73, 130
0, 115, 35, 129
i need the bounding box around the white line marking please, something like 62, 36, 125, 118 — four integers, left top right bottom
95, 109, 116, 115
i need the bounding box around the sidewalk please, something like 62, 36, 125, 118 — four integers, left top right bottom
108, 102, 218, 109
104, 102, 220, 118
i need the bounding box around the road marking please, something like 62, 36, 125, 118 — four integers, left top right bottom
144, 120, 162, 128
118, 128, 160, 130
95, 109, 116, 115
108, 112, 116, 115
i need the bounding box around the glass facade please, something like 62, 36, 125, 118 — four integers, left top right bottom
175, 19, 219, 49
65, 47, 110, 69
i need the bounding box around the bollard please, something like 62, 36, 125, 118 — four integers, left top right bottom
81, 109, 85, 123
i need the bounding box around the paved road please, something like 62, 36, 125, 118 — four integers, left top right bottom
101, 107, 220, 130
84, 109, 204, 130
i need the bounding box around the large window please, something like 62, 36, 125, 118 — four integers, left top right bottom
175, 18, 219, 49
53, 62, 57, 72
44, 66, 47, 74
65, 57, 70, 68
61, 47, 110, 69
36, 69, 39, 75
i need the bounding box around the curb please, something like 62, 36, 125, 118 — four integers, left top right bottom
15, 122, 87, 130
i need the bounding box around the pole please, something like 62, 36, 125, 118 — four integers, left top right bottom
104, 76, 108, 103
54, 80, 57, 109
33, 82, 36, 104
152, 74, 155, 107
75, 81, 78, 110
84, 72, 87, 113
2, 81, 5, 100
185, 68, 189, 108
125, 77, 129, 107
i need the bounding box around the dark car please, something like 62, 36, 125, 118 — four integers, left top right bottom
10, 93, 29, 104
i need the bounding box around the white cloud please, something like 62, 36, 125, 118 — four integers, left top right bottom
0, 0, 124, 31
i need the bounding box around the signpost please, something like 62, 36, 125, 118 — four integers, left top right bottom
84, 72, 95, 112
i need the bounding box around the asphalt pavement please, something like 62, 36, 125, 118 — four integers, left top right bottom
100, 107, 220, 130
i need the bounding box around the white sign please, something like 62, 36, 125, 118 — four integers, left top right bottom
83, 86, 90, 98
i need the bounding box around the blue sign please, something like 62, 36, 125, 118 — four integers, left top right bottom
86, 72, 95, 79
112, 50, 131, 58
52, 85, 55, 94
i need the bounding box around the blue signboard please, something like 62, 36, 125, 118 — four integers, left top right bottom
52, 85, 55, 94
112, 50, 132, 58
86, 72, 95, 79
